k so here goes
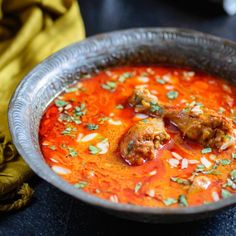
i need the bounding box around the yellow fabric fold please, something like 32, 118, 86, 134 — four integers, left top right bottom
0, 0, 85, 212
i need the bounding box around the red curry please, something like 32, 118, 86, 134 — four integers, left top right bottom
39, 66, 236, 207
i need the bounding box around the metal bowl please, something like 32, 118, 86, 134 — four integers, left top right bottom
8, 28, 236, 223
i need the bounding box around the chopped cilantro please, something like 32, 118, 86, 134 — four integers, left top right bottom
156, 78, 166, 84
88, 145, 101, 155
74, 181, 88, 189
127, 140, 134, 153
170, 177, 190, 185
230, 170, 236, 181
201, 147, 212, 154
167, 91, 179, 100
220, 159, 231, 166
65, 87, 78, 93
218, 107, 225, 114
55, 99, 68, 107
86, 123, 99, 130
223, 178, 236, 190
163, 198, 177, 206
61, 127, 72, 135
116, 104, 124, 109
178, 194, 188, 207
49, 145, 56, 151
195, 164, 205, 172
68, 147, 78, 157
150, 101, 163, 114
118, 72, 132, 82
221, 189, 232, 199
102, 81, 117, 91
74, 103, 86, 117
134, 182, 142, 193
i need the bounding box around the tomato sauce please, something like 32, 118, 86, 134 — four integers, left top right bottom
39, 66, 236, 207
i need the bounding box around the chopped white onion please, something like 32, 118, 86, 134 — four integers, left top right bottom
97, 140, 109, 154
171, 151, 183, 160
200, 157, 212, 168
134, 113, 149, 119
149, 170, 157, 176
76, 133, 84, 142
181, 158, 188, 169
138, 76, 149, 83
222, 84, 231, 93
168, 158, 179, 168
50, 158, 58, 163
110, 195, 119, 203
220, 136, 235, 151
165, 85, 174, 90
64, 104, 72, 110
212, 191, 220, 202
52, 166, 71, 175
188, 160, 199, 164
151, 90, 158, 95
191, 105, 203, 115
147, 189, 155, 197
108, 119, 122, 126
80, 133, 98, 142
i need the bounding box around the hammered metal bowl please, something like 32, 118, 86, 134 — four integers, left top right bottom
8, 28, 236, 223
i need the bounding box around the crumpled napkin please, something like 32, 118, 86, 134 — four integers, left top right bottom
0, 0, 85, 212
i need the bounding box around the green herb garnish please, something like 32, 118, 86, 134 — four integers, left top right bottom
134, 182, 142, 193
201, 147, 212, 154
88, 145, 101, 155
74, 103, 86, 117
150, 101, 163, 114
74, 181, 88, 189
55, 99, 68, 107
156, 78, 166, 84
178, 194, 188, 207
232, 153, 236, 159
49, 145, 56, 151
167, 91, 179, 100
170, 177, 191, 185
220, 159, 231, 166
163, 198, 177, 206
86, 123, 99, 130
102, 81, 117, 91
65, 87, 78, 93
61, 127, 72, 135
218, 107, 225, 114
116, 104, 124, 109
118, 72, 132, 82
221, 189, 232, 199
230, 170, 236, 181
127, 140, 134, 153
68, 147, 78, 157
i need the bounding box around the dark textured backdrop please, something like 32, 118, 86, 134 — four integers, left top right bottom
1, 0, 236, 235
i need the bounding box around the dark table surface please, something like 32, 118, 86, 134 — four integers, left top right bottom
1, 0, 236, 235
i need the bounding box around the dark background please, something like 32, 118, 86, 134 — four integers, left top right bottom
1, 0, 236, 235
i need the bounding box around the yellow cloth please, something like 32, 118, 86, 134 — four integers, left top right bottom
0, 0, 85, 211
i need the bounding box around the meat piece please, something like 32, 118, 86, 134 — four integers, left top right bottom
166, 104, 234, 150
129, 87, 234, 150
129, 87, 164, 115
120, 118, 170, 166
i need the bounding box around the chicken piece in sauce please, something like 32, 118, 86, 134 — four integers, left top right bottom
166, 104, 234, 150
120, 118, 170, 166
129, 86, 164, 116
128, 87, 234, 150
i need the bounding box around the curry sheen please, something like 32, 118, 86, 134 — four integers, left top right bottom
39, 66, 236, 207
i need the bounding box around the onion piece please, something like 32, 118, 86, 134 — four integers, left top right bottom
80, 133, 98, 142
200, 157, 212, 168
97, 139, 109, 154
52, 166, 71, 175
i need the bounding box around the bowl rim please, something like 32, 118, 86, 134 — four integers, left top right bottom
8, 27, 236, 217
